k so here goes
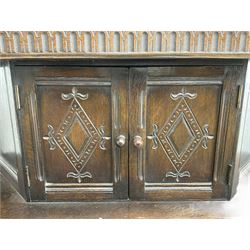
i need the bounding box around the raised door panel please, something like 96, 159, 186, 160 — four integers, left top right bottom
129, 66, 243, 200
146, 85, 220, 184
14, 67, 128, 201
40, 85, 112, 191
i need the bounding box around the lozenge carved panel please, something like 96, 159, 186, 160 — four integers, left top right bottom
147, 88, 214, 182
42, 86, 111, 183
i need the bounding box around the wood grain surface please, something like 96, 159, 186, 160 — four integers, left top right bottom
1, 166, 249, 218
5, 59, 247, 201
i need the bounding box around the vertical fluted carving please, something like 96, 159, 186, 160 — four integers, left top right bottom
175, 32, 180, 52
231, 32, 241, 51
104, 32, 109, 52
147, 32, 154, 52
19, 32, 28, 53
246, 32, 250, 52
218, 32, 226, 52
89, 32, 95, 52
5, 32, 15, 53
76, 32, 84, 52
33, 32, 42, 53
0, 31, 250, 56
204, 32, 213, 52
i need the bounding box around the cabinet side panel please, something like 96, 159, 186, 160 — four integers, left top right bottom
229, 63, 249, 198
238, 60, 250, 170
0, 62, 26, 199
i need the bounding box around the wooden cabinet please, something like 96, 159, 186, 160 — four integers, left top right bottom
8, 60, 246, 201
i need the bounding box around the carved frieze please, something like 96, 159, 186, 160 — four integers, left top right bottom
0, 31, 250, 58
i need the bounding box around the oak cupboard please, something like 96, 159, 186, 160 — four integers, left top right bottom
0, 59, 247, 201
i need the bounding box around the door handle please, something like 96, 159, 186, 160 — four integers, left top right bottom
116, 135, 126, 147
133, 135, 143, 149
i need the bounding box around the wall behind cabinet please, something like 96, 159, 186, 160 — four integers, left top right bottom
238, 60, 250, 170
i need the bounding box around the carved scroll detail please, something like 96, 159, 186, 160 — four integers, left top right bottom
66, 171, 92, 183
43, 124, 57, 150
99, 125, 111, 150
170, 88, 197, 100
147, 124, 159, 149
165, 170, 191, 183
201, 124, 214, 149
61, 87, 88, 101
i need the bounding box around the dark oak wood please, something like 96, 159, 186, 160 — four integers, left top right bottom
129, 68, 148, 199
7, 59, 247, 201
1, 167, 250, 218
129, 65, 246, 200
12, 66, 129, 201
12, 58, 246, 67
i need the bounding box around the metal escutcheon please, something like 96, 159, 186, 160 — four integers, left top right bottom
116, 135, 126, 147
133, 135, 143, 149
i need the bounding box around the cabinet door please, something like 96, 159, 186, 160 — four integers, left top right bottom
129, 66, 244, 200
14, 67, 128, 201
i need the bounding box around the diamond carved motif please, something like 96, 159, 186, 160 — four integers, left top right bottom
64, 115, 91, 157
51, 99, 100, 183
167, 114, 195, 158
43, 87, 111, 183
159, 98, 203, 171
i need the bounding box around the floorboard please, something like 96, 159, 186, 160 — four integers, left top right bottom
1, 166, 249, 219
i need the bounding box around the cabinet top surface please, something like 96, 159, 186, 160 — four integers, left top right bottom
0, 31, 250, 60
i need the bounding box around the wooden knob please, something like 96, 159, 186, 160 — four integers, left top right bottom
133, 135, 143, 149
116, 135, 126, 147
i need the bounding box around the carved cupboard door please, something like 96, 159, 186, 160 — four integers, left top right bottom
14, 67, 128, 201
129, 66, 244, 200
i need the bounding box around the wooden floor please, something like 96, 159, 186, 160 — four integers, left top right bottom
1, 166, 249, 219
